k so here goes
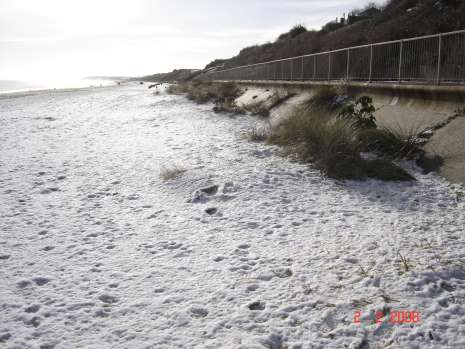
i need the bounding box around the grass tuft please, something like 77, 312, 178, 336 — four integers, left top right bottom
168, 81, 243, 113
301, 87, 340, 112
358, 126, 422, 159
159, 165, 186, 181
246, 125, 271, 142
269, 101, 415, 181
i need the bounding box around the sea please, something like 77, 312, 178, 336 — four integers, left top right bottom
0, 78, 116, 94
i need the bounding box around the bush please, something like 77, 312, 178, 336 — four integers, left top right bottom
270, 106, 365, 179
269, 102, 415, 181
278, 25, 307, 41
168, 81, 243, 112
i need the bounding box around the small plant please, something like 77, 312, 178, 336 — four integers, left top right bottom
456, 191, 464, 202
397, 251, 411, 274
358, 264, 370, 277
246, 126, 271, 142
338, 96, 377, 129
159, 165, 186, 181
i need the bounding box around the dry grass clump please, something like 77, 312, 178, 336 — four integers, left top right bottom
358, 126, 422, 159
246, 125, 272, 142
269, 100, 414, 181
168, 81, 243, 113
159, 165, 186, 181
270, 110, 367, 179
167, 83, 190, 95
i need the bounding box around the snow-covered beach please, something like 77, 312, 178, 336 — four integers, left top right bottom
1, 84, 464, 348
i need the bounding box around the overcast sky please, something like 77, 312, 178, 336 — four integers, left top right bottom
0, 0, 383, 82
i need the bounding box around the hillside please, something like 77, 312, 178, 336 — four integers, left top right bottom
134, 69, 201, 83
205, 0, 465, 70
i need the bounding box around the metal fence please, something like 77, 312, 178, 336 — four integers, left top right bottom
201, 29, 465, 85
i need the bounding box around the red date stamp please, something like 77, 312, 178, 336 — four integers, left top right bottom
354, 310, 420, 324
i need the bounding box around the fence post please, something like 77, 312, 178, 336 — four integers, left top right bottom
328, 52, 332, 81
313, 56, 316, 80
301, 56, 304, 81
346, 48, 350, 81
436, 34, 442, 85
369, 44, 373, 82
290, 59, 294, 81
398, 40, 403, 83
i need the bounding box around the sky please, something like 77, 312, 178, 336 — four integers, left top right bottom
0, 0, 383, 82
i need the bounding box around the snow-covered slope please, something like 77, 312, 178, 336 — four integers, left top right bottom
0, 84, 464, 348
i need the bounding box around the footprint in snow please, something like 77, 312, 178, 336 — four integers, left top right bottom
248, 301, 265, 311
161, 241, 183, 250
32, 277, 51, 286
189, 306, 208, 318
126, 194, 139, 200
190, 185, 219, 203
99, 294, 118, 304
24, 304, 40, 313
40, 188, 60, 194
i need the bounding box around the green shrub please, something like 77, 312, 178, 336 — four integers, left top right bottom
269, 102, 415, 181
338, 96, 377, 129
270, 107, 364, 179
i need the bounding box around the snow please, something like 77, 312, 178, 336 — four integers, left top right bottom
1, 83, 464, 348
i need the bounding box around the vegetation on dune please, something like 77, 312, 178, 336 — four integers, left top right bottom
204, 0, 465, 70
258, 88, 420, 181
168, 81, 241, 108
277, 24, 308, 41
168, 81, 294, 117
168, 82, 437, 181
338, 96, 377, 129
358, 126, 421, 159
136, 69, 201, 83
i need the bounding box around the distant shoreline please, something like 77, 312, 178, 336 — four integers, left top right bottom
0, 81, 124, 99
0, 81, 123, 99
0, 78, 119, 96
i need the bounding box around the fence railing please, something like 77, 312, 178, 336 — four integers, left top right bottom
201, 29, 465, 85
